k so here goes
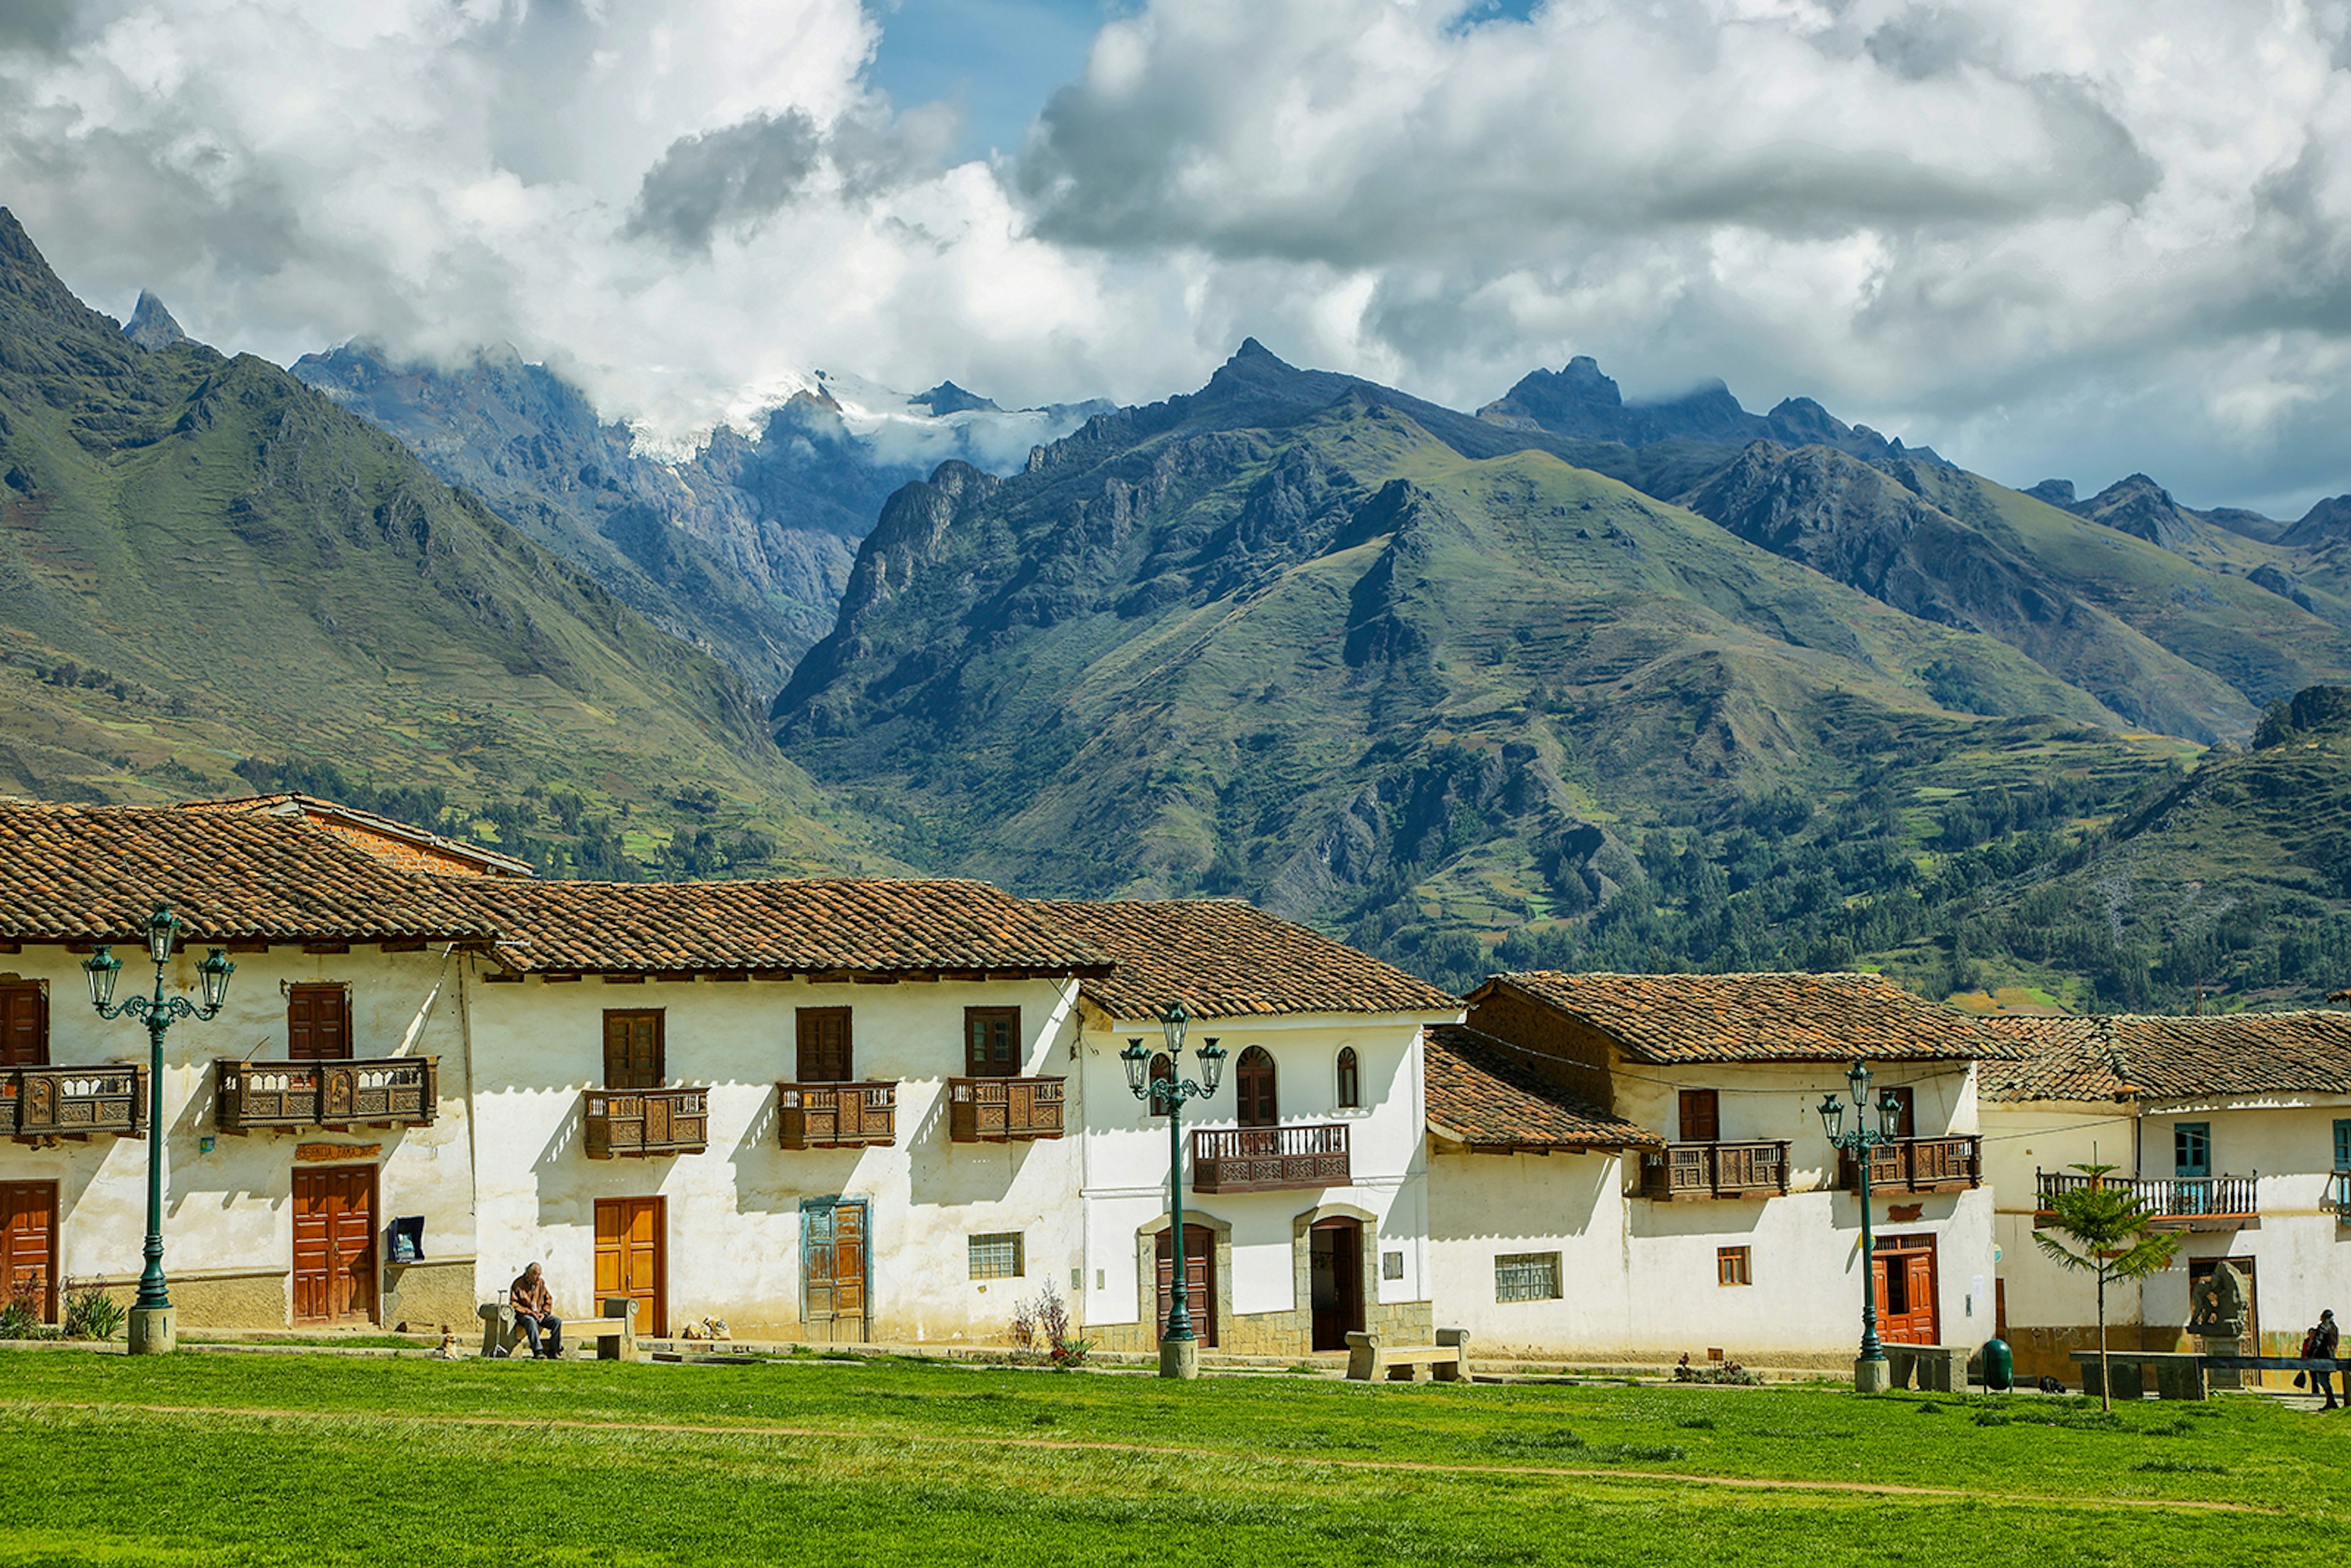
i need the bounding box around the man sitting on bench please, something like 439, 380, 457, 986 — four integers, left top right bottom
509, 1262, 563, 1360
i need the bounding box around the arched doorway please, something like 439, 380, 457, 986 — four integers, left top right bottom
1308, 1215, 1365, 1351
1235, 1046, 1277, 1127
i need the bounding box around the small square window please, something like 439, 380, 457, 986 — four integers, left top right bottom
968, 1232, 1024, 1280
1382, 1250, 1404, 1281
1494, 1251, 1562, 1303
1717, 1246, 1752, 1287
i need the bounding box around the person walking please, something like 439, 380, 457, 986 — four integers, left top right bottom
2314, 1310, 2341, 1411
508, 1262, 564, 1360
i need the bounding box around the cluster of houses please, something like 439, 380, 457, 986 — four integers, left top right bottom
3, 793, 2349, 1382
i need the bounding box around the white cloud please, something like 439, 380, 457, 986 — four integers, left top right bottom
4, 1, 2351, 511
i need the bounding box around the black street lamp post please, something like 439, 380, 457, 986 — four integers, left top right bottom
1815, 1057, 1905, 1392
1119, 1001, 1226, 1380
82, 905, 234, 1355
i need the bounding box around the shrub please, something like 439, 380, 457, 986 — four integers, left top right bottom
1672, 1352, 1762, 1386
0, 1280, 52, 1340
1005, 1280, 1090, 1371
60, 1280, 125, 1341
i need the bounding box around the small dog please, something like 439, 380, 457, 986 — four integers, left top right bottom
2036, 1375, 2066, 1394
431, 1324, 459, 1360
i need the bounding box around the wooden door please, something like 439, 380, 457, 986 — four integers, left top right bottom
0, 984, 46, 1067
1154, 1224, 1217, 1347
1880, 1087, 1916, 1138
801, 1199, 868, 1342
0, 1182, 58, 1324
964, 1008, 1021, 1077
1872, 1234, 1939, 1345
1235, 1048, 1277, 1128
797, 1008, 853, 1082
593, 1196, 667, 1337
1677, 1089, 1719, 1142
291, 1166, 376, 1325
1310, 1217, 1364, 1352
603, 1011, 664, 1090
287, 985, 351, 1061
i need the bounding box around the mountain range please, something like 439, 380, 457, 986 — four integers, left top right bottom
10, 203, 2351, 1008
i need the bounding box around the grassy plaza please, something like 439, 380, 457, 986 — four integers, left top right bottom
0, 1348, 2339, 1566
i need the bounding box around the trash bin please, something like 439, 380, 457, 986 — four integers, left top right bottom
1981, 1336, 2013, 1393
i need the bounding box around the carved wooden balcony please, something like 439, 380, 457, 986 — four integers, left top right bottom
4, 1064, 146, 1142
1640, 1139, 1790, 1200
1839, 1135, 1983, 1195
778, 1081, 898, 1149
583, 1086, 709, 1158
2036, 1168, 2259, 1232
946, 1076, 1063, 1142
217, 1058, 438, 1133
1191, 1124, 1351, 1193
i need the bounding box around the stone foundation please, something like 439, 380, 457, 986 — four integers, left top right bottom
1089, 1300, 1432, 1357
84, 1268, 290, 1330
382, 1258, 477, 1334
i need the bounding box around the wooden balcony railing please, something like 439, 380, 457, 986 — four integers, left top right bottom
2035, 1168, 2259, 1229
1840, 1135, 1984, 1195
4, 1064, 145, 1142
947, 1076, 1064, 1142
2329, 1171, 2351, 1221
583, 1086, 709, 1159
1640, 1140, 1791, 1200
217, 1058, 438, 1133
778, 1081, 898, 1149
1191, 1124, 1351, 1193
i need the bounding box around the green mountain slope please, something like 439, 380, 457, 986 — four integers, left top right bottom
775, 342, 2182, 989
0, 208, 885, 876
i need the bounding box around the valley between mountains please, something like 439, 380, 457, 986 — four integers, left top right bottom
7, 208, 2351, 1011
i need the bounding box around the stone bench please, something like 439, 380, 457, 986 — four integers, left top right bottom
1346, 1328, 1470, 1382
478, 1297, 640, 1361
2069, 1351, 2211, 1401
1886, 1344, 1969, 1394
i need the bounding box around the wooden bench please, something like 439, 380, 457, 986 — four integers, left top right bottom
1346, 1328, 1471, 1382
1885, 1344, 1969, 1394
478, 1297, 641, 1362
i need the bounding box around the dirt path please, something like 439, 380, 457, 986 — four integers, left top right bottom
4, 1397, 2275, 1514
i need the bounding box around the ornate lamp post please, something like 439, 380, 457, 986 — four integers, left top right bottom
82, 906, 234, 1356
1816, 1058, 1905, 1393
1119, 1000, 1226, 1381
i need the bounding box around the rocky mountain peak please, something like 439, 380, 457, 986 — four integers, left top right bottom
910, 381, 999, 416
122, 290, 188, 350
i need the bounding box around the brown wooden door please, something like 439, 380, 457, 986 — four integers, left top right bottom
603, 1011, 664, 1090
594, 1196, 667, 1337
1880, 1087, 1916, 1138
1310, 1217, 1364, 1352
1154, 1224, 1217, 1346
291, 1166, 375, 1325
1235, 1048, 1277, 1128
0, 985, 46, 1067
1678, 1089, 1719, 1142
801, 1199, 868, 1341
287, 985, 351, 1061
1872, 1235, 1939, 1345
0, 1182, 58, 1324
797, 1008, 853, 1082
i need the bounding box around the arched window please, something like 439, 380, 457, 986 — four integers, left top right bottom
1236, 1046, 1277, 1127
1149, 1052, 1174, 1106
1335, 1047, 1360, 1109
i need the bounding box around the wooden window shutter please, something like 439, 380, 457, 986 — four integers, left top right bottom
797, 1008, 853, 1082
1678, 1089, 1720, 1143
0, 984, 47, 1068
604, 1010, 664, 1089
288, 985, 352, 1062
1235, 1047, 1277, 1128
964, 1008, 1020, 1077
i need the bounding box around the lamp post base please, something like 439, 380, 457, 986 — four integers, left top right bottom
1158, 1337, 1201, 1381
127, 1305, 177, 1357
1853, 1354, 1890, 1394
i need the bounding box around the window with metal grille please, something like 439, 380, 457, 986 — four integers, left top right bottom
968, 1232, 1024, 1280
1717, 1246, 1752, 1287
1494, 1251, 1561, 1303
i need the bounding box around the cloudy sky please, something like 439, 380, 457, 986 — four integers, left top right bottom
5, 0, 2351, 514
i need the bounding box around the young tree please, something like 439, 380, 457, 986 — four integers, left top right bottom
2033, 1163, 2183, 1410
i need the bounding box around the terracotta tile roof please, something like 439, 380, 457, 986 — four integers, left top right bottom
0, 801, 497, 945
1472, 971, 2012, 1065
1983, 1011, 2351, 1103
179, 793, 534, 878
465, 877, 1115, 977
1425, 1024, 1661, 1150
1037, 899, 1461, 1022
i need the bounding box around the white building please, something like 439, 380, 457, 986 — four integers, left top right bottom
1425, 972, 2006, 1363
1981, 1011, 2351, 1386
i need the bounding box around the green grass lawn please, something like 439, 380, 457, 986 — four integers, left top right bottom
0, 1348, 2341, 1566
